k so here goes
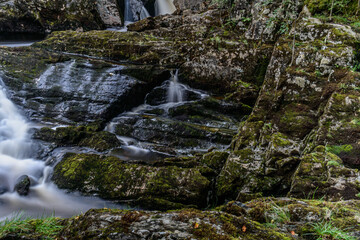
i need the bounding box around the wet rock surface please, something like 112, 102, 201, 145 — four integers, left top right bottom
0, 52, 169, 124
14, 175, 31, 196
108, 79, 243, 155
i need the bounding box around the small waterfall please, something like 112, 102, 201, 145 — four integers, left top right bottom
0, 77, 117, 218
124, 0, 134, 24
140, 6, 150, 20
155, 0, 176, 16
167, 70, 184, 103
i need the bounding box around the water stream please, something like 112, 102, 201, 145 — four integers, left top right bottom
104, 69, 231, 157
155, 0, 176, 16
167, 69, 184, 102
0, 33, 45, 48
0, 78, 120, 219
124, 0, 135, 25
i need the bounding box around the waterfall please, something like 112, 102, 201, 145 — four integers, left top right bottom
167, 69, 184, 103
124, 0, 134, 24
0, 77, 114, 218
155, 0, 176, 16
140, 6, 150, 20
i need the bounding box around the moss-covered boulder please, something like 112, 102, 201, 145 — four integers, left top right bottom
34, 125, 120, 152
57, 208, 292, 240
0, 0, 107, 33
288, 146, 360, 200
3, 198, 360, 239
52, 153, 211, 209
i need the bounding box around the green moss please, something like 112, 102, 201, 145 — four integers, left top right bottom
271, 132, 291, 148
326, 144, 353, 155
201, 151, 229, 172
35, 125, 120, 151
53, 153, 210, 209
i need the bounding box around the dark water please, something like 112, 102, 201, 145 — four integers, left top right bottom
0, 33, 45, 47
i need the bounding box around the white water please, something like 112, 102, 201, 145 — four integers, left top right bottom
124, 0, 134, 23
155, 0, 176, 16
0, 78, 118, 218
140, 6, 151, 20
0, 42, 35, 48
167, 69, 184, 103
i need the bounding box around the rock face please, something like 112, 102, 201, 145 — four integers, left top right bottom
0, 0, 106, 33
34, 125, 121, 152
96, 0, 122, 26
173, 0, 208, 11
217, 15, 360, 201
0, 49, 169, 124
108, 80, 244, 155
36, 9, 275, 98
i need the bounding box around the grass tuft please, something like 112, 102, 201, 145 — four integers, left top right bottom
0, 212, 63, 238
311, 221, 356, 240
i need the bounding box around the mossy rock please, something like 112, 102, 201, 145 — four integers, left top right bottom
288, 146, 360, 200
52, 153, 211, 208
200, 151, 229, 173
34, 125, 120, 152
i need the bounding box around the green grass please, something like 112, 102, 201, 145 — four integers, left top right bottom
266, 202, 291, 224
0, 213, 31, 237
311, 221, 356, 240
325, 144, 353, 155
0, 212, 63, 238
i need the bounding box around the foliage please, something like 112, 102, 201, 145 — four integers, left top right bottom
306, 0, 360, 18
311, 221, 356, 240
0, 213, 63, 238
266, 202, 291, 224
325, 144, 353, 155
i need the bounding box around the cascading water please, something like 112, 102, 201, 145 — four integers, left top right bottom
0, 78, 117, 218
0, 33, 45, 47
167, 69, 184, 103
155, 0, 176, 16
140, 6, 150, 20
124, 0, 134, 24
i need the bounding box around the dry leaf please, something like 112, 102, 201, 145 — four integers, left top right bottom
242, 225, 247, 232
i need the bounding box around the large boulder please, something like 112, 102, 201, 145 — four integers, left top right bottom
0, 47, 169, 124
173, 0, 208, 11
0, 0, 106, 33
34, 125, 121, 152
96, 0, 123, 26
52, 153, 211, 209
